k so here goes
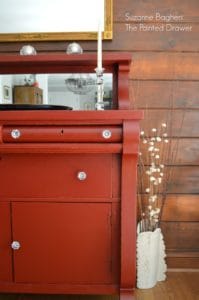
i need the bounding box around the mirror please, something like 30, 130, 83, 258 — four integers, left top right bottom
0, 73, 113, 110
0, 0, 112, 41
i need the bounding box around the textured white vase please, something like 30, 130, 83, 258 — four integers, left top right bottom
136, 227, 167, 289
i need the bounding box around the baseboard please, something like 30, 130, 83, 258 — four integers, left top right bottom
166, 251, 199, 269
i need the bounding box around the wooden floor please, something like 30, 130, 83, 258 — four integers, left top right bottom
0, 272, 198, 300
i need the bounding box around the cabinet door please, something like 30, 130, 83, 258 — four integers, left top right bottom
0, 202, 12, 282
12, 202, 113, 284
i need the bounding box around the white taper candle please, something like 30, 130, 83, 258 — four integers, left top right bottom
97, 22, 102, 69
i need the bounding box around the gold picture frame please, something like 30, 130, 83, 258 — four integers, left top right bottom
0, 0, 112, 42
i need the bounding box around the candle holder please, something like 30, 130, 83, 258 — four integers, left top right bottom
95, 67, 105, 110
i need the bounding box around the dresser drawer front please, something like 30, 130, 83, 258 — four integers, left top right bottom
0, 154, 120, 198
2, 126, 122, 143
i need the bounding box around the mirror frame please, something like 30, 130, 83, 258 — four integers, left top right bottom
0, 0, 112, 42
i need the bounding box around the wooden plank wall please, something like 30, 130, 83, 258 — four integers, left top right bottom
122, 0, 199, 269
0, 0, 198, 269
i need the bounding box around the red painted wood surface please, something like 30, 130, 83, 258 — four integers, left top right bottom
118, 64, 132, 110
12, 202, 114, 284
3, 126, 122, 143
0, 283, 118, 295
0, 53, 142, 300
0, 154, 118, 198
0, 53, 132, 74
0, 111, 142, 299
0, 143, 123, 154
120, 121, 140, 298
0, 202, 12, 282
0, 110, 143, 123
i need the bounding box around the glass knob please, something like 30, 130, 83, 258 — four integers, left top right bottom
11, 241, 21, 250
77, 171, 87, 181
102, 129, 112, 139
20, 45, 37, 55
11, 129, 21, 139
66, 42, 83, 54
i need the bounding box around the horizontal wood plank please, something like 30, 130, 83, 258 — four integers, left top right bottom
161, 222, 199, 251
131, 81, 199, 109
139, 166, 199, 194
113, 23, 199, 52
173, 139, 199, 164
167, 166, 199, 193
139, 109, 199, 137
166, 253, 199, 269
162, 195, 199, 221
138, 195, 199, 222
139, 138, 199, 165
130, 53, 199, 80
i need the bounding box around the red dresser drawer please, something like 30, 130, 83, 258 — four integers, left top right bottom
2, 126, 122, 143
0, 153, 120, 199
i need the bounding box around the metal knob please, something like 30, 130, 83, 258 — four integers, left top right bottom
11, 241, 21, 250
77, 171, 87, 181
11, 129, 21, 139
102, 129, 112, 139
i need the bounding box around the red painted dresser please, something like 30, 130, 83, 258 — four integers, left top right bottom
0, 53, 143, 299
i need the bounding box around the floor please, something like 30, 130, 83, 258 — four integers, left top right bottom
0, 272, 198, 300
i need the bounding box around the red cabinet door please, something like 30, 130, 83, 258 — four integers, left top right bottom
12, 202, 113, 284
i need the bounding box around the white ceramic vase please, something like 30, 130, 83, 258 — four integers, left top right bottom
136, 227, 167, 289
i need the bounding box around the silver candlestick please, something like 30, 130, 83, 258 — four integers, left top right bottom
95, 67, 105, 110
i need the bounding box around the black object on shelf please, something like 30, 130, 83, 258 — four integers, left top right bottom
0, 104, 72, 111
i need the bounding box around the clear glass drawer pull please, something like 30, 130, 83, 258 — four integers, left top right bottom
11, 241, 21, 250
102, 129, 112, 139
77, 171, 87, 181
11, 129, 21, 139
